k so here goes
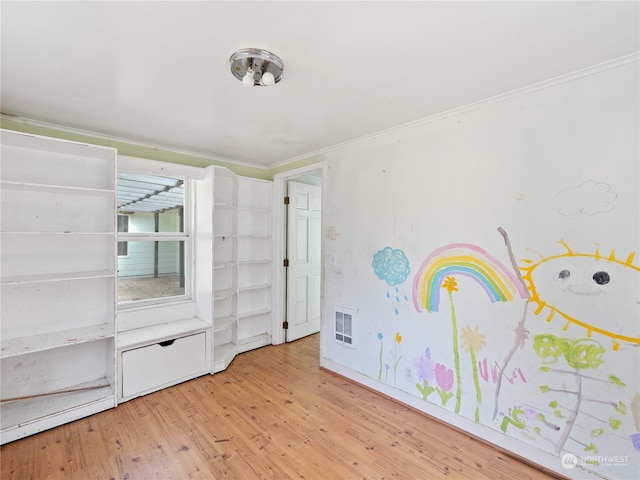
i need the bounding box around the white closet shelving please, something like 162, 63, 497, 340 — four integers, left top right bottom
237, 177, 273, 354
0, 130, 117, 444
212, 168, 274, 371
213, 167, 239, 372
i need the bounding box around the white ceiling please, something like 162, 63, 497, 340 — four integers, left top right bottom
1, 1, 638, 169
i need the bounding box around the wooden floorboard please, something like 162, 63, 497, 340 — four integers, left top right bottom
1, 334, 561, 480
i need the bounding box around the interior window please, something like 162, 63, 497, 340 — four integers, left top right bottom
117, 172, 188, 304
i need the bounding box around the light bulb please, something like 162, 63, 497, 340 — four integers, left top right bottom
261, 71, 275, 86
242, 68, 254, 87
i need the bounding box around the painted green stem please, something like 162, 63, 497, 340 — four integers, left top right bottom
448, 290, 462, 414
470, 348, 481, 421
378, 341, 383, 381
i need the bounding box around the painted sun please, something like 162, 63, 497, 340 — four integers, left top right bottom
520, 240, 640, 350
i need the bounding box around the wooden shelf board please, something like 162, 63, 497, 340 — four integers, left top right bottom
238, 308, 271, 319
238, 206, 271, 213
0, 380, 115, 443
238, 283, 271, 292
237, 333, 271, 354
0, 180, 114, 195
214, 288, 237, 300
213, 343, 237, 373
118, 317, 209, 350
213, 316, 236, 332
1, 231, 114, 236
1, 270, 114, 285
214, 261, 237, 269
238, 259, 271, 265
1, 325, 115, 359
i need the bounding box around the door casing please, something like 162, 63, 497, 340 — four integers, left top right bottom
271, 162, 326, 345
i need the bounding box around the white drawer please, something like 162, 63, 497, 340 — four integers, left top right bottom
121, 332, 207, 399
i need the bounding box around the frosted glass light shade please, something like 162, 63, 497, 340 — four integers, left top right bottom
261, 71, 275, 86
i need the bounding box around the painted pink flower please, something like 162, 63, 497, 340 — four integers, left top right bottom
435, 363, 454, 391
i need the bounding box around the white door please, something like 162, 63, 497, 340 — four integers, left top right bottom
286, 180, 321, 342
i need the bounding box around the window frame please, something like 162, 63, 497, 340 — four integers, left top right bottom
117, 214, 130, 257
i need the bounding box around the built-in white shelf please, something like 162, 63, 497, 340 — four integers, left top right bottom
212, 167, 239, 372
236, 176, 273, 359
0, 129, 117, 445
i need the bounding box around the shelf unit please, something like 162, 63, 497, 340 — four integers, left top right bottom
213, 167, 239, 372
0, 130, 117, 444
237, 177, 273, 354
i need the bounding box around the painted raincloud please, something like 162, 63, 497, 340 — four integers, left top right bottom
372, 247, 410, 286
550, 180, 616, 216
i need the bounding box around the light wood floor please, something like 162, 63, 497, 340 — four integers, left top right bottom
1, 334, 561, 480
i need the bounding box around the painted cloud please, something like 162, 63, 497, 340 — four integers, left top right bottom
550, 180, 616, 216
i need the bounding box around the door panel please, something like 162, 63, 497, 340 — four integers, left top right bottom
286, 181, 321, 341
295, 216, 308, 262
295, 277, 308, 325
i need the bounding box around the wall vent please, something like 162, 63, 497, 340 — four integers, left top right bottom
334, 306, 355, 348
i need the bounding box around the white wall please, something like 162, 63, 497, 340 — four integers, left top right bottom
319, 57, 639, 479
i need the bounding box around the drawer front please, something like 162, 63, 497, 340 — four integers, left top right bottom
121, 332, 207, 399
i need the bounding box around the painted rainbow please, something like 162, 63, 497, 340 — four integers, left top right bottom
413, 243, 529, 313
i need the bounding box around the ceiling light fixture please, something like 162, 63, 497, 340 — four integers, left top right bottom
230, 48, 284, 87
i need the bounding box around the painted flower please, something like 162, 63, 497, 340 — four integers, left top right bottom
442, 276, 458, 292
377, 332, 383, 341
460, 325, 487, 353
414, 348, 436, 383
435, 363, 454, 391
395, 332, 402, 344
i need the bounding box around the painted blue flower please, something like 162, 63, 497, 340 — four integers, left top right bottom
372, 247, 411, 286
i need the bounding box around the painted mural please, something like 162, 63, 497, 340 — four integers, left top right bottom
370, 218, 639, 477
325, 58, 638, 479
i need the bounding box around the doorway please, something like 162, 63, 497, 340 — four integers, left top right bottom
272, 163, 325, 344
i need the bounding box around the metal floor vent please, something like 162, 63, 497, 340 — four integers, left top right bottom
334, 306, 355, 348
